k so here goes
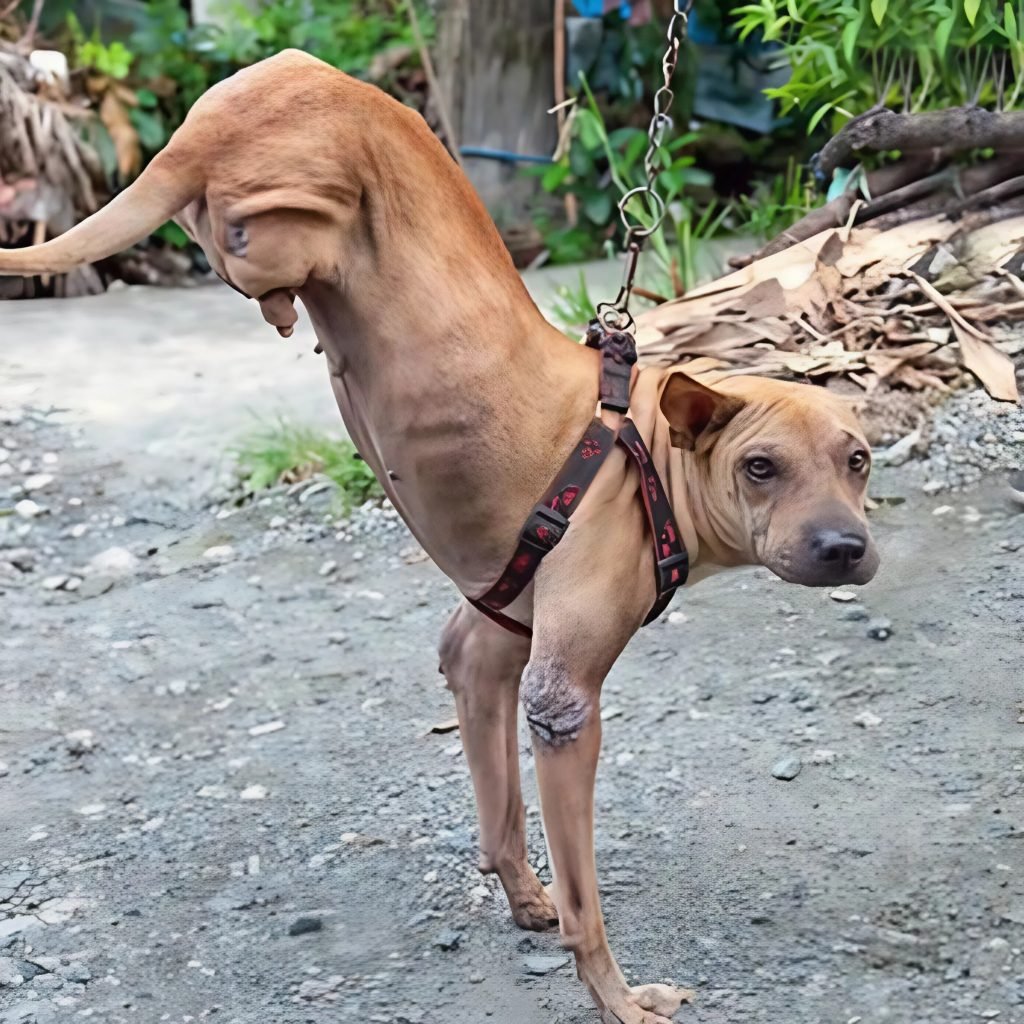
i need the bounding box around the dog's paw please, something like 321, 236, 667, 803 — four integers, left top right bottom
598, 984, 694, 1024
508, 878, 559, 931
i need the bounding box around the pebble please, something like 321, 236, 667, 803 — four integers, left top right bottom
0, 957, 24, 986
0, 761, 8, 778
838, 605, 870, 621
866, 617, 893, 640
240, 784, 268, 801
14, 499, 41, 518
203, 544, 235, 561
41, 575, 68, 591
87, 546, 138, 577
249, 720, 286, 737
667, 610, 688, 624
288, 916, 323, 937
523, 955, 570, 975
22, 472, 53, 492
771, 757, 802, 781
64, 729, 95, 755
434, 929, 463, 951
830, 590, 857, 602
853, 710, 883, 728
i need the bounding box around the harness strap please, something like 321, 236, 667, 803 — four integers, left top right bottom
469, 416, 688, 638
618, 419, 690, 625
469, 418, 617, 630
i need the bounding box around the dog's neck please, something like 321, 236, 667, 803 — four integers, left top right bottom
295, 136, 601, 591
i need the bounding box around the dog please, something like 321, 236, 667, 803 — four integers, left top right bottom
0, 51, 879, 1023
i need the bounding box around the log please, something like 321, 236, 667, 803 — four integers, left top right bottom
816, 107, 1024, 179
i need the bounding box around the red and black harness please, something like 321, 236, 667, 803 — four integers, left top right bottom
468, 322, 689, 638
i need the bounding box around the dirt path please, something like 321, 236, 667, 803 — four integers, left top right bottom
1, 285, 1022, 1024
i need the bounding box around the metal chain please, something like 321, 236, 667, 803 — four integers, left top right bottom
596, 0, 693, 333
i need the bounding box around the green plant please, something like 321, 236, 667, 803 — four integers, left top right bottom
733, 157, 818, 239
731, 0, 1024, 133
232, 419, 383, 511
549, 271, 598, 334
67, 13, 134, 79
532, 72, 713, 268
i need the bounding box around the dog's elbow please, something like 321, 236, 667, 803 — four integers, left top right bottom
521, 659, 593, 747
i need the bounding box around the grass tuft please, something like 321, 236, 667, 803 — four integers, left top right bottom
231, 419, 383, 511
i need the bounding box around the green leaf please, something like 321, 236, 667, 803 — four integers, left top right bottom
1006, 2, 1019, 41
870, 0, 888, 24
964, 0, 980, 24
935, 12, 956, 57
807, 101, 835, 133
583, 191, 612, 226
841, 15, 862, 64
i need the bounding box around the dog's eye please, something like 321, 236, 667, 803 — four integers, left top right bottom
849, 450, 869, 472
744, 457, 776, 482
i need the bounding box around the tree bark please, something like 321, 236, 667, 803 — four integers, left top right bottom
434, 0, 557, 230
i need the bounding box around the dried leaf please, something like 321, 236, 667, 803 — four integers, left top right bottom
951, 321, 1019, 402
99, 90, 141, 178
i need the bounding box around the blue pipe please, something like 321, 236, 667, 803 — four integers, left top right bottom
459, 145, 554, 165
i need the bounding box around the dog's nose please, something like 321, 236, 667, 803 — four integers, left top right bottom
812, 529, 866, 569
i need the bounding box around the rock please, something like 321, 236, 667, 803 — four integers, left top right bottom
866, 617, 893, 640
434, 929, 463, 951
667, 610, 688, 624
771, 757, 802, 781
64, 730, 95, 755
0, 761, 8, 778
248, 720, 285, 737
58, 962, 92, 983
167, 679, 189, 696
14, 499, 41, 519
874, 428, 921, 467
22, 473, 53, 492
970, 937, 1012, 979
288, 915, 323, 937
523, 955, 570, 976
839, 605, 870, 621
4, 548, 35, 572
922, 479, 946, 495
87, 546, 138, 577
41, 575, 69, 591
830, 589, 857, 602
202, 544, 235, 562
853, 710, 883, 728
318, 559, 337, 577
0, 957, 24, 986
810, 749, 837, 765
240, 784, 268, 801
469, 971, 485, 984
75, 575, 114, 599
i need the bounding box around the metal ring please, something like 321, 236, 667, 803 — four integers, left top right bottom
618, 186, 667, 238
597, 303, 636, 334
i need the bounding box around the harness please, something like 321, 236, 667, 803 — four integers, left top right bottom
468, 321, 689, 638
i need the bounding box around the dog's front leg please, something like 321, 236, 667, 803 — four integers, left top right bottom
524, 566, 692, 1023
439, 601, 559, 931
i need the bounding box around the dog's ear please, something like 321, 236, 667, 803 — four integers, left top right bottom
660, 371, 745, 451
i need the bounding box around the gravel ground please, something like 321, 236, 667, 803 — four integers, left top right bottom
1, 390, 1022, 1024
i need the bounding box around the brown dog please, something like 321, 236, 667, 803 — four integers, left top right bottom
0, 52, 879, 1022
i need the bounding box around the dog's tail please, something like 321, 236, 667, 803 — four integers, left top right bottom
0, 142, 202, 277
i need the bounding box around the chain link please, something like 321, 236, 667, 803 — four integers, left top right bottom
596, 0, 693, 332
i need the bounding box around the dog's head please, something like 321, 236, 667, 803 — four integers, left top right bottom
661, 371, 879, 586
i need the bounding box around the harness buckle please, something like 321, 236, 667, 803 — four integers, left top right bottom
522, 504, 570, 553
655, 551, 690, 593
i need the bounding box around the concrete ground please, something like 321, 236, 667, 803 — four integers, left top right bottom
1, 279, 1022, 1024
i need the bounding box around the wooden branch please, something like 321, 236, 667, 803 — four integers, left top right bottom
729, 157, 945, 268
816, 106, 1024, 179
